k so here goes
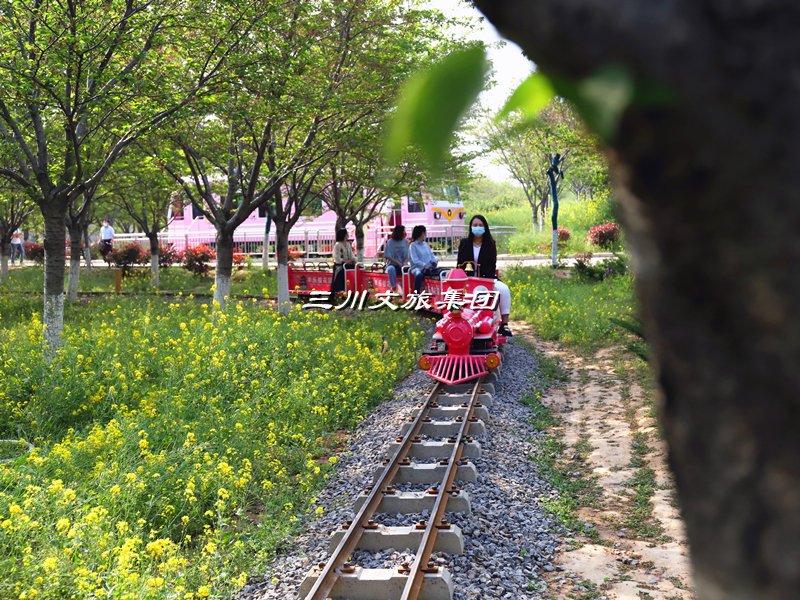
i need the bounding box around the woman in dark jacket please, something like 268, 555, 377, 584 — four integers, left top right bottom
457, 214, 513, 336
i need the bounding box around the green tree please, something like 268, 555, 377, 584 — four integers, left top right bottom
102, 145, 177, 287
158, 0, 335, 309
0, 0, 257, 353
319, 126, 421, 261
487, 100, 580, 233
469, 2, 800, 596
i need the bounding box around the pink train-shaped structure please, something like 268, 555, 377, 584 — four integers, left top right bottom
156, 189, 467, 258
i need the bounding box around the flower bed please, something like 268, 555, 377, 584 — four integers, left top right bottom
0, 298, 424, 599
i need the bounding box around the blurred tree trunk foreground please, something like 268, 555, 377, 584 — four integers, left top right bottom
473, 1, 800, 598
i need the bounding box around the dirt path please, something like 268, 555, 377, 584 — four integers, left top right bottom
515, 324, 695, 600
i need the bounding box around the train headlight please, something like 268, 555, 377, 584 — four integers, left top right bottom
485, 354, 500, 370
418, 355, 432, 370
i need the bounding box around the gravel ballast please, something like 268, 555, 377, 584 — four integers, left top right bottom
239, 340, 565, 600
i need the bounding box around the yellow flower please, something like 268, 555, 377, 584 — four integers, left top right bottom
55, 518, 70, 534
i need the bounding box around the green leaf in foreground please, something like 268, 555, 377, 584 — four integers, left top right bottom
384, 45, 487, 171
554, 64, 634, 142
497, 71, 555, 122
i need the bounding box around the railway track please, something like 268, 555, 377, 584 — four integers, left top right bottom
300, 371, 499, 600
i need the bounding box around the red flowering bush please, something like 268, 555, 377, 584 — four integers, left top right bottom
232, 247, 248, 270
588, 222, 622, 249
110, 243, 148, 276
158, 243, 183, 268
23, 242, 44, 264
183, 244, 216, 275
557, 227, 571, 242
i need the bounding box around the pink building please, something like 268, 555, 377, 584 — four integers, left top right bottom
153, 188, 468, 259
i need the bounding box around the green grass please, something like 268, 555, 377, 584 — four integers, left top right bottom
506, 267, 636, 353
624, 467, 663, 539
520, 351, 601, 537
1, 265, 279, 296
0, 296, 424, 599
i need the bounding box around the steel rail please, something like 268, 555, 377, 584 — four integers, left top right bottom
304, 381, 444, 600
400, 376, 483, 600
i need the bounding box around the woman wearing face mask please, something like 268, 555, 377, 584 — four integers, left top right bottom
457, 215, 513, 336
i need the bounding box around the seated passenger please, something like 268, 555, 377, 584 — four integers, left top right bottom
383, 225, 408, 292
409, 225, 439, 293
456, 215, 513, 337
329, 228, 356, 302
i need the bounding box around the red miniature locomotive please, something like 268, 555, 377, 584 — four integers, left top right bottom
418, 269, 505, 385
287, 263, 506, 385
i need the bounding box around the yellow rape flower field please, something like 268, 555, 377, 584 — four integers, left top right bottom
0, 295, 425, 599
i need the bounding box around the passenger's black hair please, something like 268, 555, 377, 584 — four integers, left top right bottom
411, 225, 426, 241
467, 214, 496, 253
391, 225, 406, 241
335, 228, 348, 243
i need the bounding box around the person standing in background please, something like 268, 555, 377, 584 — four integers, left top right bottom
10, 229, 24, 265
99, 220, 115, 263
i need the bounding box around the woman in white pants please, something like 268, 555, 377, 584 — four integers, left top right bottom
456, 214, 513, 336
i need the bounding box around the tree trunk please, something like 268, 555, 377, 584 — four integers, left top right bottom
148, 233, 160, 288
474, 1, 800, 597
530, 204, 538, 233
82, 222, 92, 272
66, 223, 82, 303
42, 204, 67, 357
354, 222, 365, 262
214, 229, 234, 308
0, 243, 9, 283
261, 213, 272, 272
275, 221, 291, 314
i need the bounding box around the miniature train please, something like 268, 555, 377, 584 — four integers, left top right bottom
288, 264, 505, 385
